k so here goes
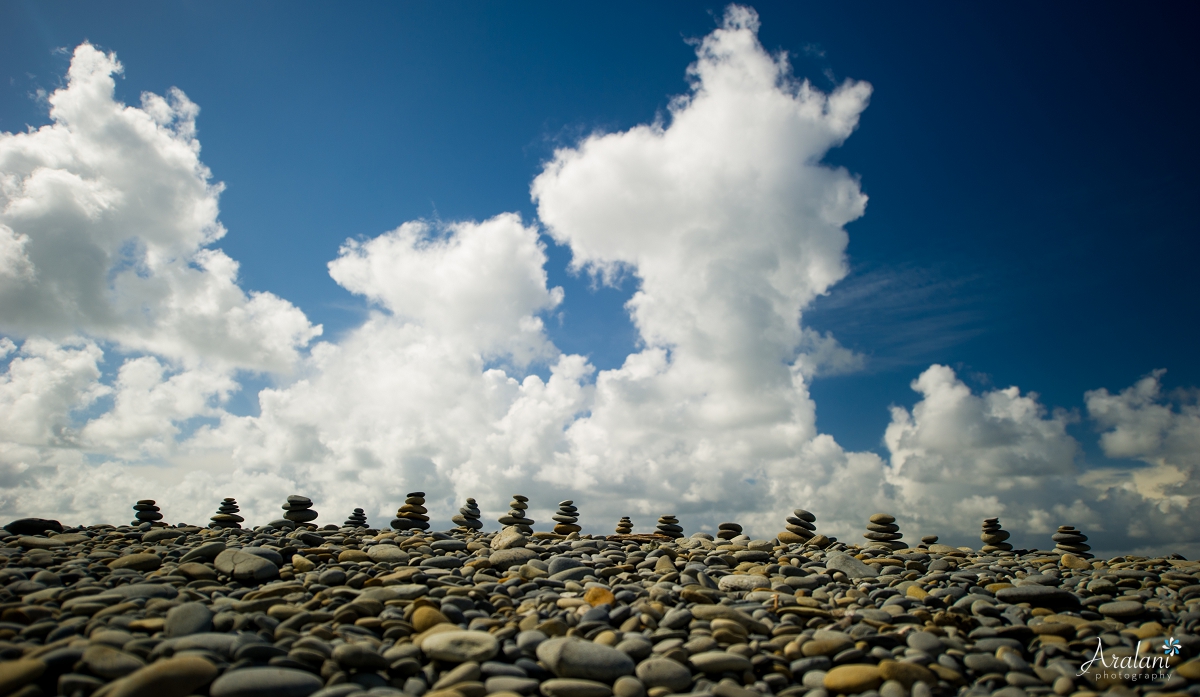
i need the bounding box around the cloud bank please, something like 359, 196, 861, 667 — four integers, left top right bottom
0, 9, 1196, 556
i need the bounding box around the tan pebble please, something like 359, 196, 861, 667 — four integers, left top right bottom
1060, 553, 1092, 570
584, 587, 615, 607
802, 638, 852, 657
337, 549, 370, 563
106, 656, 219, 697
108, 553, 162, 572
825, 664, 883, 693
411, 606, 451, 632
906, 585, 928, 600
1177, 659, 1200, 680
0, 659, 45, 695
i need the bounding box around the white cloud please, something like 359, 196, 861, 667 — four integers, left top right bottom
0, 43, 319, 372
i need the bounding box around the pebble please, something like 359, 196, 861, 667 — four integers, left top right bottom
634, 657, 691, 692
537, 637, 635, 682
824, 664, 883, 693
209, 667, 324, 697
539, 678, 613, 697
164, 601, 213, 636
106, 656, 220, 697
422, 630, 500, 663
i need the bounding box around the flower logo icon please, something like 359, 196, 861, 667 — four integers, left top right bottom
1163, 637, 1181, 656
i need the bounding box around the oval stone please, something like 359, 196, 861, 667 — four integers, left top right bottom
688, 651, 753, 674
539, 679, 613, 697
717, 574, 770, 592
537, 637, 636, 682
634, 658, 690, 692
209, 667, 324, 697
107, 656, 220, 697
214, 550, 279, 583
824, 665, 883, 694
109, 553, 162, 572
422, 630, 500, 663
367, 545, 409, 563
1098, 600, 1144, 619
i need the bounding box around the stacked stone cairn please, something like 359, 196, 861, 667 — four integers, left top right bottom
863, 512, 906, 550
343, 508, 368, 528
781, 508, 817, 544
552, 499, 581, 535
451, 497, 483, 532
919, 534, 938, 546
278, 495, 318, 528
131, 499, 163, 527
980, 517, 1013, 553
1054, 524, 1093, 558
717, 522, 742, 540
614, 516, 633, 534
209, 497, 243, 529
391, 491, 430, 532
497, 494, 533, 535
656, 514, 683, 539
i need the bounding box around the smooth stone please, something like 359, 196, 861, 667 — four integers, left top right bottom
825, 665, 882, 693
634, 658, 691, 692
367, 545, 409, 563
3, 518, 63, 535
491, 547, 538, 570
412, 606, 452, 632
180, 541, 226, 562
106, 656, 220, 697
1098, 600, 1144, 618
83, 644, 146, 679
612, 675, 645, 697
548, 556, 585, 575
332, 643, 389, 670
214, 549, 280, 582
240, 547, 284, 566
209, 667, 324, 697
540, 679, 613, 697
906, 632, 943, 654
550, 567, 593, 582
109, 553, 163, 572
877, 661, 936, 687
537, 637, 636, 682
0, 659, 46, 694
823, 552, 879, 579
963, 653, 1009, 673
491, 527, 529, 550
422, 630, 501, 663
993, 585, 1079, 609
688, 651, 753, 674
164, 602, 214, 637
717, 574, 770, 592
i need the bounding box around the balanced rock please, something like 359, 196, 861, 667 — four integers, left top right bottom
343, 508, 368, 528
497, 495, 534, 535
392, 492, 430, 531
980, 517, 1013, 552
864, 512, 906, 550
1053, 524, 1092, 558
655, 515, 682, 539
552, 500, 581, 535
717, 522, 742, 541
280, 495, 318, 525
451, 497, 483, 532
920, 535, 938, 546
614, 517, 633, 535
209, 498, 243, 529
782, 508, 817, 543
131, 499, 163, 526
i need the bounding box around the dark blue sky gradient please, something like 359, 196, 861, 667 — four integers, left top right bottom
2, 1, 1197, 458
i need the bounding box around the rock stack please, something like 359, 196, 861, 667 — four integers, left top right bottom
980, 517, 1013, 552
497, 495, 534, 535
1053, 525, 1092, 558
656, 514, 683, 539
131, 500, 163, 527
780, 509, 817, 544
615, 517, 633, 534
209, 498, 243, 529
391, 492, 430, 532
552, 500, 581, 535
863, 512, 906, 550
717, 522, 742, 540
343, 508, 368, 528
920, 535, 938, 546
281, 495, 318, 526
451, 498, 483, 532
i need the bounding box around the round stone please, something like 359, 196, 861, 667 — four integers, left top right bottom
869, 513, 896, 525
213, 550, 279, 582
824, 665, 883, 694
634, 658, 691, 692
1098, 600, 1144, 618
366, 545, 409, 563
164, 602, 214, 637
422, 630, 499, 663
411, 606, 451, 632
209, 667, 324, 697
688, 651, 753, 674
537, 637, 636, 682
82, 645, 146, 679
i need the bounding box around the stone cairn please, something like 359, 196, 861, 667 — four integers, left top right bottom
343, 508, 368, 528
131, 499, 163, 527
209, 498, 243, 529
919, 535, 938, 547
552, 500, 581, 535
980, 517, 1013, 553
717, 522, 742, 541
280, 495, 318, 527
782, 508, 817, 544
863, 512, 906, 550
1053, 524, 1093, 558
615, 516, 633, 534
656, 514, 683, 539
391, 492, 430, 532
451, 498, 483, 532
497, 495, 533, 535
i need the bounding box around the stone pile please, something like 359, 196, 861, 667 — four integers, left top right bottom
552, 500, 581, 536
656, 514, 683, 539
863, 512, 906, 550
0, 509, 1198, 697
451, 498, 483, 532
497, 494, 533, 535
717, 522, 742, 541
980, 517, 1013, 553
209, 498, 243, 529
343, 508, 368, 528
131, 499, 163, 527
781, 508, 817, 544
276, 495, 317, 528
920, 534, 939, 546
1054, 524, 1093, 558
615, 516, 633, 534
391, 492, 430, 532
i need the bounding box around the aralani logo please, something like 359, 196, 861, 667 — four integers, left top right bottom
1078, 637, 1175, 682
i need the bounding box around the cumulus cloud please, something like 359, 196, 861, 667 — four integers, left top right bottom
0, 43, 319, 371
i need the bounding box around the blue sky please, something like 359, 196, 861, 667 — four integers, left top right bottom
1, 2, 1198, 552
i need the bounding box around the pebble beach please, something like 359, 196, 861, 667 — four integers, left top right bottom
1, 494, 1198, 697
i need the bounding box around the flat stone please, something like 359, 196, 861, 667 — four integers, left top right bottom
486, 676, 540, 694
209, 667, 324, 697
717, 574, 770, 592
332, 643, 389, 670
490, 547, 538, 570
366, 545, 409, 563
540, 679, 613, 697
109, 553, 162, 572
412, 606, 451, 632
803, 638, 853, 657
106, 656, 220, 697
824, 665, 883, 693
82, 644, 146, 679
823, 552, 879, 579
993, 585, 1079, 609
906, 632, 942, 654
0, 658, 45, 695
878, 660, 936, 687
634, 657, 691, 692
422, 630, 500, 663
537, 637, 636, 682
3, 518, 63, 535
491, 527, 528, 550
688, 651, 753, 674
1098, 600, 1144, 618
214, 549, 280, 582
164, 601, 213, 637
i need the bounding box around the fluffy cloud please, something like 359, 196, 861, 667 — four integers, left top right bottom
0, 43, 319, 371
